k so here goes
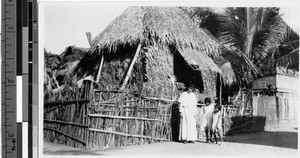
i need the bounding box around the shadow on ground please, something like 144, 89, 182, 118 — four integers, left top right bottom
225, 130, 298, 149
44, 150, 105, 155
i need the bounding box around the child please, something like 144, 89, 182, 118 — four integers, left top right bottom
212, 106, 223, 144
203, 97, 214, 143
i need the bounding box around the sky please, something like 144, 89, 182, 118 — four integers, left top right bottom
40, 1, 299, 55
0, 1, 299, 54
42, 3, 128, 54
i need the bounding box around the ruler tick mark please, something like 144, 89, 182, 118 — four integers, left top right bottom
5, 84, 16, 86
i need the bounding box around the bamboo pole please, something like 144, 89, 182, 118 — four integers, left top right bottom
89, 128, 169, 141
96, 52, 104, 83
44, 127, 86, 145
44, 119, 89, 127
86, 32, 92, 47
120, 43, 142, 90
219, 73, 222, 107
44, 100, 89, 106
88, 114, 162, 122
142, 97, 175, 103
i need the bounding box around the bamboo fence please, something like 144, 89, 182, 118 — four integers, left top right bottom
222, 91, 253, 135
44, 81, 174, 150
86, 89, 173, 149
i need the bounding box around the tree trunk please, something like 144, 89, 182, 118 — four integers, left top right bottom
120, 43, 142, 90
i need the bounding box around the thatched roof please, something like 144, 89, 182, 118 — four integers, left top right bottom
178, 48, 220, 72
57, 60, 80, 77
60, 45, 88, 62
44, 49, 62, 70
90, 6, 223, 73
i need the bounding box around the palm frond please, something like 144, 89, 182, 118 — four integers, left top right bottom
277, 48, 299, 70
221, 49, 259, 85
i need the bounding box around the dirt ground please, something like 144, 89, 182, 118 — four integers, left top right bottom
43, 128, 299, 158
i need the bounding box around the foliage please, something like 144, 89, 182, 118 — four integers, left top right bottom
187, 7, 299, 87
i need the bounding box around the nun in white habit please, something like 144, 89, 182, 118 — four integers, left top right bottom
178, 85, 198, 144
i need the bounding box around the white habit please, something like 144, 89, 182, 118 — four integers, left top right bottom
178, 92, 198, 141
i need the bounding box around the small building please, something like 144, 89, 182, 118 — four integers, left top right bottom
76, 6, 224, 101
251, 70, 299, 131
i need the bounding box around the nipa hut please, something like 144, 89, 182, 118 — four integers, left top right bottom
44, 46, 88, 101
56, 46, 88, 85
77, 6, 224, 101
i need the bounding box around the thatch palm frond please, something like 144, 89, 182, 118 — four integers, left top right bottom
75, 48, 102, 78
90, 7, 223, 59
218, 61, 236, 86
60, 46, 88, 62
57, 60, 80, 77
177, 47, 221, 73
44, 48, 62, 70
221, 49, 260, 85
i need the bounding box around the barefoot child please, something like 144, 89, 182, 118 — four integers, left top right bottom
212, 106, 223, 144
203, 97, 214, 143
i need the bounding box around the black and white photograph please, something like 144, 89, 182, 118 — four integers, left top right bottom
36, 0, 300, 157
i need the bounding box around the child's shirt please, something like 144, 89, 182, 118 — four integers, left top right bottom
203, 103, 214, 130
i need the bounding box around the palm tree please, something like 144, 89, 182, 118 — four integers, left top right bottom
188, 7, 299, 87
258, 22, 299, 75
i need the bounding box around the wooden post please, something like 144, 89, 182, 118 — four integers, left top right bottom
219, 73, 222, 107
96, 52, 104, 83
222, 106, 225, 136
86, 32, 92, 47
219, 74, 225, 136
242, 91, 245, 116
120, 43, 142, 90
